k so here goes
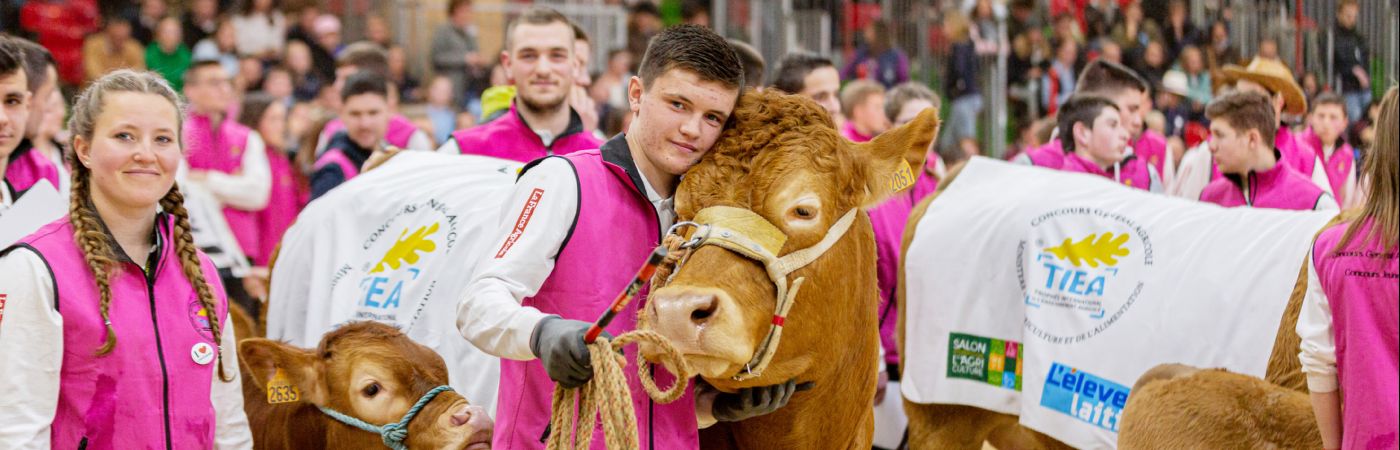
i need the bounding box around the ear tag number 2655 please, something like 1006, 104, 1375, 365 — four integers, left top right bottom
267, 368, 301, 404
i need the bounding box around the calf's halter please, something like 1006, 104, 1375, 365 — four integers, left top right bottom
316, 385, 455, 450
662, 205, 858, 381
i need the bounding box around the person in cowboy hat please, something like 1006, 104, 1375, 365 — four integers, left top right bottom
1218, 57, 1323, 186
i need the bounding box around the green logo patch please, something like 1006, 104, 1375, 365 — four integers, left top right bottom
947, 332, 1023, 391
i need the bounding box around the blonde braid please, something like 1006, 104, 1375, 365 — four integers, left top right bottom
159, 185, 233, 382
68, 164, 121, 355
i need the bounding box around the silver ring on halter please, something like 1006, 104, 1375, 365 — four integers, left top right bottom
666, 221, 708, 249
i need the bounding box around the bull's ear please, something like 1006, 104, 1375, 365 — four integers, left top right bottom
239, 338, 328, 405
851, 107, 940, 207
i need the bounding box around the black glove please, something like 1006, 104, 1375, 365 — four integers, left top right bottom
530, 316, 611, 388
712, 379, 807, 422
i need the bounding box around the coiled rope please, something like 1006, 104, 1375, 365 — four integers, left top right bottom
544, 327, 692, 449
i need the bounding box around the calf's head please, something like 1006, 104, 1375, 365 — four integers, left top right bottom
643, 89, 938, 390
240, 321, 492, 449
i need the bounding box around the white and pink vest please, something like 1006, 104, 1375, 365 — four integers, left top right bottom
10, 215, 230, 450
493, 139, 697, 450
183, 112, 262, 261
1312, 220, 1399, 450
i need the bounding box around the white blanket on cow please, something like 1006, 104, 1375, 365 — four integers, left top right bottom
900, 157, 1334, 449
268, 152, 522, 416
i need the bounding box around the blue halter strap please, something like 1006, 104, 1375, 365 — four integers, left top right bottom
316, 385, 455, 450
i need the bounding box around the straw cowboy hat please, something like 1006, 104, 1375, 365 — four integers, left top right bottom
1160, 70, 1191, 97
1221, 57, 1307, 116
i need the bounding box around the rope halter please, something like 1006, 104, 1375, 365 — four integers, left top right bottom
662, 205, 858, 381
316, 385, 455, 450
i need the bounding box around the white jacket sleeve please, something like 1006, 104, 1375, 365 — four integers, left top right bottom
212, 313, 253, 449
0, 248, 62, 449
1297, 252, 1339, 393
456, 157, 577, 361
199, 131, 272, 210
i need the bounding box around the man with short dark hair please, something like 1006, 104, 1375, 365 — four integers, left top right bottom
1299, 93, 1357, 207
1332, 0, 1370, 122
438, 7, 602, 161
314, 42, 434, 153
0, 37, 33, 212
458, 24, 797, 450
770, 52, 842, 120
1199, 90, 1333, 211
4, 40, 62, 195
310, 71, 394, 200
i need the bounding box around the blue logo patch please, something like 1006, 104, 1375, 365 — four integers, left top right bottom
1040, 362, 1129, 432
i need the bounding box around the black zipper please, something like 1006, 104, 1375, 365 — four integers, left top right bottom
140, 262, 174, 450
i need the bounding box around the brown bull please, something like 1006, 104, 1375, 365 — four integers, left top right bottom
895, 166, 1325, 449
238, 321, 493, 449
643, 88, 939, 449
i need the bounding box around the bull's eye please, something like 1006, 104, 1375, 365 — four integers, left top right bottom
793, 207, 814, 219
362, 383, 381, 397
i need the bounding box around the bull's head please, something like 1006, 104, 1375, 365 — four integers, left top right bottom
644, 89, 938, 392
240, 321, 493, 449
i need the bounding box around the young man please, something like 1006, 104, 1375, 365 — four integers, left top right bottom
457, 24, 796, 450
0, 38, 32, 213
839, 79, 889, 143
4, 39, 61, 195
1298, 93, 1357, 208
310, 71, 394, 200
769, 51, 842, 121
182, 59, 272, 258
1199, 91, 1335, 211
314, 42, 434, 153
1056, 95, 1134, 180
1016, 60, 1163, 192
1219, 57, 1318, 179
440, 8, 602, 162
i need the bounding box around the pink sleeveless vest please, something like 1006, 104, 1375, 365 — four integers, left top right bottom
320, 114, 420, 149
1058, 152, 1154, 191
183, 113, 261, 261
1025, 140, 1066, 168
1198, 158, 1326, 210
5, 141, 62, 192
1299, 128, 1356, 205
493, 144, 697, 450
867, 162, 939, 366
11, 215, 229, 450
452, 104, 603, 163
1311, 220, 1399, 450
1276, 126, 1317, 175
1133, 130, 1168, 176
253, 147, 305, 266
841, 122, 873, 143
311, 149, 360, 182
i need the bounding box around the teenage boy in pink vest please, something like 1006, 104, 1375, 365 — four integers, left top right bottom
1298, 93, 1358, 208
1218, 57, 1319, 178
314, 43, 434, 153
1199, 90, 1336, 211
1014, 60, 1163, 192
457, 22, 797, 450
1056, 94, 1137, 183
4, 39, 62, 194
439, 9, 602, 162
0, 37, 33, 213
309, 71, 393, 201
182, 60, 271, 257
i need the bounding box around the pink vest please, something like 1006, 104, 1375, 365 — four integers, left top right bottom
5, 141, 62, 192
321, 114, 420, 149
1133, 130, 1168, 176
11, 216, 229, 450
494, 142, 697, 450
253, 147, 304, 266
1276, 126, 1317, 175
452, 104, 602, 163
1198, 157, 1326, 210
1058, 152, 1155, 191
1311, 220, 1399, 450
841, 122, 873, 143
312, 148, 361, 183
183, 113, 262, 261
1298, 128, 1356, 205
1024, 140, 1066, 168
867, 162, 939, 365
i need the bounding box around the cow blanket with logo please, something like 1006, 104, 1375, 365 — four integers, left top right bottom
900, 158, 1334, 449
267, 151, 522, 416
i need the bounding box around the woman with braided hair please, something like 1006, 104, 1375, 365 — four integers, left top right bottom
0, 70, 252, 448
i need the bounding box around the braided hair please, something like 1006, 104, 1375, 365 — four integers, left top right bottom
67, 70, 232, 381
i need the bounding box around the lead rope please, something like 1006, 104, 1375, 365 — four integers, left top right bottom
546, 238, 694, 450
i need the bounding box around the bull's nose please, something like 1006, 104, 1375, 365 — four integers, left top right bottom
656, 292, 719, 328
452, 405, 493, 430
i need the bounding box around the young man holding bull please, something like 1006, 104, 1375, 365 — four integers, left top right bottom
456, 19, 797, 450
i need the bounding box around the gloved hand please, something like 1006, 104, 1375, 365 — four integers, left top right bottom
530, 316, 611, 388
712, 379, 808, 422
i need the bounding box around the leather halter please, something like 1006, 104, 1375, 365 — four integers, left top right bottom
662, 205, 858, 381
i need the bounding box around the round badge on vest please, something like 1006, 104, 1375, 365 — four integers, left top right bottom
191, 342, 215, 365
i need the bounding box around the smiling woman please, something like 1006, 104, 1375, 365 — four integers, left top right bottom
0, 70, 254, 448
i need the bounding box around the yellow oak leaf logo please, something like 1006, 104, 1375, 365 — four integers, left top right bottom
371, 223, 439, 274
1044, 232, 1130, 268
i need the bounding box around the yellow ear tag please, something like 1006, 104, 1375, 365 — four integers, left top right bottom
266, 368, 301, 404
886, 160, 916, 192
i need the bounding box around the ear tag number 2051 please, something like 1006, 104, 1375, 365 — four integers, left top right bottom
267, 368, 301, 404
